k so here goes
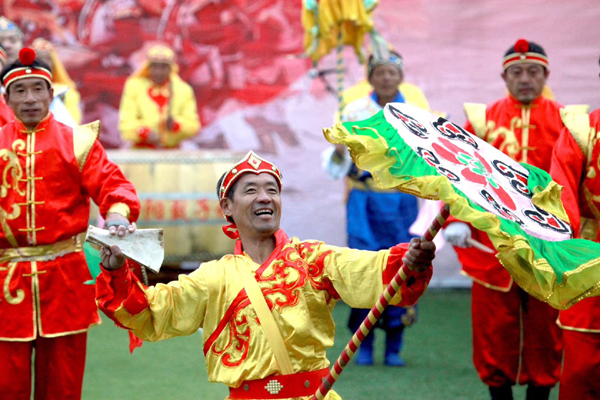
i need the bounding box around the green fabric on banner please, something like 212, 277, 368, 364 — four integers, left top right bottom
325, 108, 600, 309
84, 242, 102, 285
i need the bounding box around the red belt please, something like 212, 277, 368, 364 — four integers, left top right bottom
228, 368, 328, 399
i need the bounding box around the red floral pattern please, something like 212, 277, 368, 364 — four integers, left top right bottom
432, 136, 517, 211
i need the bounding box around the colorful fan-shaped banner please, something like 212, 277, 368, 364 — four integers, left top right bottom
324, 103, 600, 309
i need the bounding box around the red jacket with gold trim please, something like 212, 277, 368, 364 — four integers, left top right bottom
551, 108, 600, 331
0, 114, 140, 340
453, 95, 565, 291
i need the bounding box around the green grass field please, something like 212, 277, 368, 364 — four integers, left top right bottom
82, 289, 558, 400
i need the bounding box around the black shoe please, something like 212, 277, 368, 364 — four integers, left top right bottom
526, 385, 551, 400
489, 384, 513, 400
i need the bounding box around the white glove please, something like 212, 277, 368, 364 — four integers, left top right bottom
443, 222, 472, 248
321, 145, 352, 180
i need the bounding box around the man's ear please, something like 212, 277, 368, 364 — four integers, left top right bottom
48, 86, 54, 99
501, 71, 507, 83
220, 198, 233, 219
3, 91, 8, 104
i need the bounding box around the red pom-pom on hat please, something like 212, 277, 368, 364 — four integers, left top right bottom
18, 47, 36, 66
514, 39, 529, 54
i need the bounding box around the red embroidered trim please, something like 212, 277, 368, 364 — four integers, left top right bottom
203, 288, 249, 357
298, 241, 339, 303
208, 237, 339, 367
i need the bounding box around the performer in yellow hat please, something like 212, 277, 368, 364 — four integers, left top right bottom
119, 44, 200, 148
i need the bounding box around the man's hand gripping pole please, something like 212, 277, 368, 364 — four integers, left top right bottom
312, 203, 451, 400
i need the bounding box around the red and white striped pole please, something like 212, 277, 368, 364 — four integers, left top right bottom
312, 203, 451, 400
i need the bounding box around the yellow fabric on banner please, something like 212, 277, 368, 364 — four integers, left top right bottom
324, 122, 600, 309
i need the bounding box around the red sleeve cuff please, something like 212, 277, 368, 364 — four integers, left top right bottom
383, 243, 409, 284
384, 243, 433, 307
95, 261, 149, 321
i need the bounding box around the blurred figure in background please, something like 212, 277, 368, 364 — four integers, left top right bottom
324, 51, 429, 367
0, 44, 14, 126
119, 44, 200, 149
0, 17, 23, 64
31, 38, 83, 126
443, 39, 575, 400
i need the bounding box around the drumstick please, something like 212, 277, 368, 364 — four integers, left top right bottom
466, 237, 495, 253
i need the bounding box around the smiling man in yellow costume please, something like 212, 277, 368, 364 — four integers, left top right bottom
96, 150, 436, 399
119, 44, 200, 148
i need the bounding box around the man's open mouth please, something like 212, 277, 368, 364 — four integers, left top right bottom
254, 208, 273, 216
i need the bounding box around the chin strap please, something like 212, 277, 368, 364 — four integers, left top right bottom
222, 222, 240, 239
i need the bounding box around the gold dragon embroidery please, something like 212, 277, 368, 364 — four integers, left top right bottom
0, 139, 26, 304
485, 117, 523, 160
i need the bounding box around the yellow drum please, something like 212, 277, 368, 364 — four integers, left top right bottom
102, 150, 242, 263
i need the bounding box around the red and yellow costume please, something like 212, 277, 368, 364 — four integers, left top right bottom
550, 108, 600, 400
0, 113, 140, 398
119, 45, 200, 149
97, 230, 430, 399
454, 94, 568, 389
96, 151, 432, 399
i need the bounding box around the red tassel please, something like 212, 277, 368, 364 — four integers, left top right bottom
128, 330, 144, 354
222, 222, 240, 239
19, 48, 36, 66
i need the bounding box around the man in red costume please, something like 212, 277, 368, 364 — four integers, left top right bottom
549, 57, 600, 400
0, 48, 140, 399
443, 39, 570, 400
0, 44, 14, 126
95, 150, 436, 399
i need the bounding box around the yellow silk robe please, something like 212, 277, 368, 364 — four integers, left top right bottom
96, 229, 431, 399
119, 74, 200, 148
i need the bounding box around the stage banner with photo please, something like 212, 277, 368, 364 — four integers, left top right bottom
324, 102, 600, 309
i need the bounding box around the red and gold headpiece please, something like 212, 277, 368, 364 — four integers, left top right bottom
502, 39, 548, 70
219, 151, 283, 239
219, 150, 282, 202
2, 48, 53, 89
